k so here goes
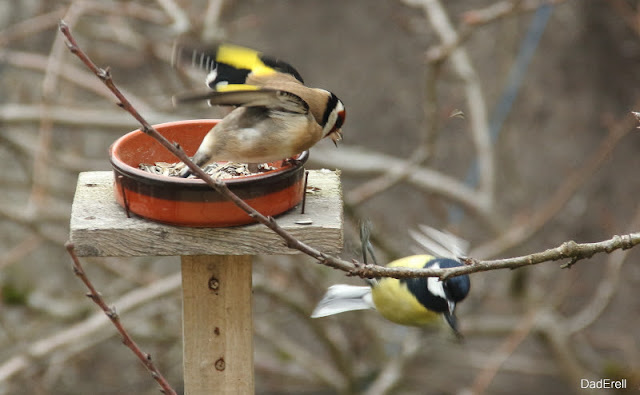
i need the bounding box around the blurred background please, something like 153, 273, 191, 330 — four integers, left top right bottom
1, 0, 640, 394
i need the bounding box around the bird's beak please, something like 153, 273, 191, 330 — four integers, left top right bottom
329, 129, 342, 147
444, 301, 463, 339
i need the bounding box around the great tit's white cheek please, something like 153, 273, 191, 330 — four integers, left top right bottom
426, 277, 447, 300
425, 261, 446, 300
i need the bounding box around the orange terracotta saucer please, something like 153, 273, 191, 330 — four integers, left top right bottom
109, 119, 308, 227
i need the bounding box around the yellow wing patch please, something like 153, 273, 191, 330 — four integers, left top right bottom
215, 84, 261, 92
216, 44, 276, 76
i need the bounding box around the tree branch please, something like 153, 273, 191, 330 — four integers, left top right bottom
58, 19, 359, 275
470, 309, 539, 394
64, 242, 178, 395
58, 19, 640, 283
417, 0, 496, 205
471, 108, 639, 258
0, 270, 181, 383
567, 206, 640, 333
312, 146, 502, 232
350, 232, 640, 280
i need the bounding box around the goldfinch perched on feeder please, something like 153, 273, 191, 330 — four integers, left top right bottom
312, 224, 471, 336
172, 44, 346, 178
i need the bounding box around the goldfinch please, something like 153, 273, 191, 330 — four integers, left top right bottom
312, 224, 471, 335
172, 44, 346, 177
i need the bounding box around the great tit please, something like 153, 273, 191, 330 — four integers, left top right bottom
312, 224, 471, 335
172, 43, 346, 178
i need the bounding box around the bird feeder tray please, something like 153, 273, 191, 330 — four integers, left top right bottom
69, 168, 343, 394
109, 119, 308, 227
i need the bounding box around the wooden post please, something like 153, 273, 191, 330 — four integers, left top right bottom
182, 255, 254, 394
69, 170, 343, 394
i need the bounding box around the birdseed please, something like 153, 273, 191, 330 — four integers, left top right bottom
138, 161, 277, 179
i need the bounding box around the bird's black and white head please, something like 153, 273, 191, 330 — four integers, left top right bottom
428, 258, 470, 300
430, 258, 471, 335
320, 91, 346, 146
403, 258, 470, 334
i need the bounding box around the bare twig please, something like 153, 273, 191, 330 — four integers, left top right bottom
254, 320, 346, 392
0, 271, 181, 383
0, 0, 169, 48
0, 205, 68, 245
426, 0, 566, 63
155, 0, 190, 33
0, 103, 172, 127
345, 57, 447, 206
534, 310, 591, 386
0, 50, 155, 113
314, 146, 501, 231
462, 0, 566, 27
471, 108, 639, 259
353, 232, 640, 280
58, 20, 357, 275
364, 329, 422, 395
567, 206, 640, 333
402, 0, 497, 209
466, 351, 556, 376
59, 20, 640, 282
0, 234, 42, 270
470, 309, 539, 394
346, 147, 429, 206
0, 7, 67, 46
86, 0, 169, 24
202, 0, 227, 41
94, 257, 160, 286
253, 274, 356, 392
417, 0, 495, 206
64, 242, 178, 395
0, 129, 32, 178
29, 2, 85, 211
609, 0, 640, 37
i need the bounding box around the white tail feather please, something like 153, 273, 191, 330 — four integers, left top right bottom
311, 284, 374, 318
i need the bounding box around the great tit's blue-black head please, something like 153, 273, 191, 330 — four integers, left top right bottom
402, 258, 470, 313
437, 259, 471, 336
437, 258, 471, 304
399, 257, 470, 334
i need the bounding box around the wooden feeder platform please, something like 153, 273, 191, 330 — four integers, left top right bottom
69, 170, 343, 394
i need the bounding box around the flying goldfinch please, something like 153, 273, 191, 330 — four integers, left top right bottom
312, 224, 471, 335
172, 44, 346, 177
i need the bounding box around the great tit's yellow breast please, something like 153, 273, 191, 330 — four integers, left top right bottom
371, 278, 439, 326
371, 255, 440, 327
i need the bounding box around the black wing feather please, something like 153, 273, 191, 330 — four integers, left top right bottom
172, 44, 304, 87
